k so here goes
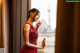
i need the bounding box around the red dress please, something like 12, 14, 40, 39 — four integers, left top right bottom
20, 23, 38, 53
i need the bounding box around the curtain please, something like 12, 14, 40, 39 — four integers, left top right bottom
55, 0, 80, 53
0, 0, 3, 48
8, 0, 28, 53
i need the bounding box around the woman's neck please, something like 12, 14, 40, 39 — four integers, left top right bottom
27, 17, 33, 24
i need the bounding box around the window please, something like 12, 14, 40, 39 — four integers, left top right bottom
31, 0, 57, 53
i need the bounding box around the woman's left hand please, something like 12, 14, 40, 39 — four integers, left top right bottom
36, 21, 41, 28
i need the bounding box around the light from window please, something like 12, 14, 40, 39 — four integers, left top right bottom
31, 0, 57, 53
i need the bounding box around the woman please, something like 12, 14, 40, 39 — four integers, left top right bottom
20, 8, 46, 53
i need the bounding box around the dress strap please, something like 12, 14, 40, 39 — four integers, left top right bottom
27, 23, 36, 30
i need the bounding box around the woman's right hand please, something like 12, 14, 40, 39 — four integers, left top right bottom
41, 38, 46, 49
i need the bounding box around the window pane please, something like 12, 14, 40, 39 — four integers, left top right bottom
31, 0, 57, 53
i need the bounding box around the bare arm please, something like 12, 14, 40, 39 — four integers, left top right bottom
23, 24, 42, 49
35, 21, 41, 31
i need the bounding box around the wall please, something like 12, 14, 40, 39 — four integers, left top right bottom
2, 0, 9, 53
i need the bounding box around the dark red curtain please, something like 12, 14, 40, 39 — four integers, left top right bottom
55, 0, 80, 53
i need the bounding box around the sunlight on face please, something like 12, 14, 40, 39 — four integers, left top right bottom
35, 15, 40, 22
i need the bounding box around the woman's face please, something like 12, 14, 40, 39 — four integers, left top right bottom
34, 14, 40, 22
30, 12, 40, 22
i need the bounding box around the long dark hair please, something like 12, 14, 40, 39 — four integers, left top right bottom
27, 8, 40, 21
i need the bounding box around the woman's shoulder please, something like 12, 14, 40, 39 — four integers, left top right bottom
24, 23, 30, 27
23, 23, 31, 30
